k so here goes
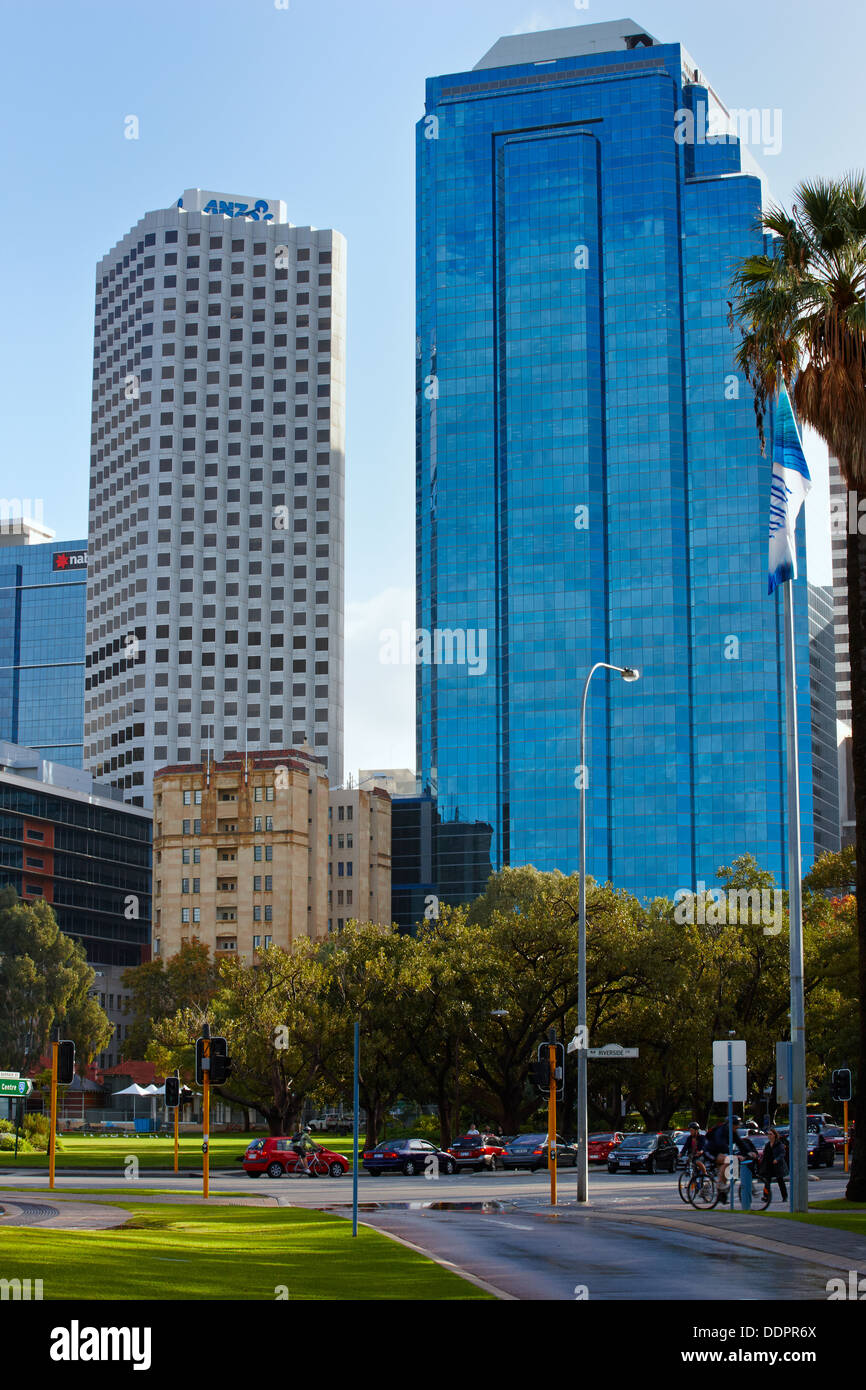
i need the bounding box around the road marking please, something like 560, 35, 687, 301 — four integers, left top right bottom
496, 1221, 533, 1231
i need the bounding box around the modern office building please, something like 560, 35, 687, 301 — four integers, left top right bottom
828, 455, 855, 845
416, 19, 816, 903
0, 520, 87, 766
85, 188, 346, 806
327, 783, 392, 931
807, 584, 840, 857
153, 748, 330, 960
391, 790, 494, 932
0, 740, 152, 1069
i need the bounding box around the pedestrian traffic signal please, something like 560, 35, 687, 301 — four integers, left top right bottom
57, 1040, 75, 1085
529, 1060, 549, 1092
210, 1036, 232, 1085
830, 1068, 852, 1103
164, 1075, 180, 1108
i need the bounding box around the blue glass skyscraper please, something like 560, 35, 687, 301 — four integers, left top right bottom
415, 19, 815, 904
0, 525, 87, 766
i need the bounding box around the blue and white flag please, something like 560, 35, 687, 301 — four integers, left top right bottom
767, 384, 811, 595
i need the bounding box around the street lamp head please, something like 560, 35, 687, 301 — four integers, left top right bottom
621, 667, 640, 682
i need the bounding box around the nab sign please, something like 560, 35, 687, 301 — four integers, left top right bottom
52, 550, 87, 572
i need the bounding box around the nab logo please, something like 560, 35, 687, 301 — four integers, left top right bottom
52, 550, 87, 572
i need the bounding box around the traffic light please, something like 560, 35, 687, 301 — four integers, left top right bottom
195, 1036, 207, 1085
830, 1068, 852, 1103
57, 1040, 75, 1085
210, 1036, 232, 1085
529, 1060, 549, 1092
164, 1075, 180, 1108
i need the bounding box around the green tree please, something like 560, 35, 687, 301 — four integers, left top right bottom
0, 888, 111, 1070
730, 175, 866, 1197
122, 938, 219, 1059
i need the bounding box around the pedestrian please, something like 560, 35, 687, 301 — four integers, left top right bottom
758, 1126, 788, 1203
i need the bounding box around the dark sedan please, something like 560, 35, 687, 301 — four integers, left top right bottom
500, 1133, 577, 1171
362, 1137, 457, 1176
806, 1131, 836, 1168
608, 1132, 678, 1174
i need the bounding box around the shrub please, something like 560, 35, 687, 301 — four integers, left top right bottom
0, 1133, 34, 1153
22, 1114, 62, 1152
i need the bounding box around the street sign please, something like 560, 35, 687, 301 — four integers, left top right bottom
0, 1070, 21, 1080
586, 1045, 639, 1059
713, 1039, 747, 1103
713, 1039, 746, 1067
776, 1040, 792, 1104
0, 1078, 32, 1097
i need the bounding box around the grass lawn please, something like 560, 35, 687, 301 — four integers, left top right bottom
0, 1202, 490, 1300
768, 1199, 866, 1237
2, 1132, 358, 1172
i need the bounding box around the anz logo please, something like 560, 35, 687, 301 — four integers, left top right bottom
177, 196, 274, 221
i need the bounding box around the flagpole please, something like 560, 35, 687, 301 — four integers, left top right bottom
783, 564, 808, 1213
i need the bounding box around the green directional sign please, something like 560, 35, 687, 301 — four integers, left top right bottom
0, 1078, 32, 1097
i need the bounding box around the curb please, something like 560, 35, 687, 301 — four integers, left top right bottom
357, 1219, 516, 1300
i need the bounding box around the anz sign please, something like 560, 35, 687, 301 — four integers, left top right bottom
176, 194, 275, 222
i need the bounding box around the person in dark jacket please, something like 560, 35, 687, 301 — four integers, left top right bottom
680, 1122, 707, 1173
758, 1127, 788, 1202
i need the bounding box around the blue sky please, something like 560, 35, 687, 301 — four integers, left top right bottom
0, 0, 861, 771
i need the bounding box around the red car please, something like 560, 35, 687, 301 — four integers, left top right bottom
588, 1132, 624, 1164
448, 1133, 507, 1171
820, 1125, 851, 1156
240, 1136, 349, 1178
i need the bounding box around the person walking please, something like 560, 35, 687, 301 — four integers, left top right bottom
758, 1126, 789, 1203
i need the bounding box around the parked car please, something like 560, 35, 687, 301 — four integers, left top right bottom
806, 1113, 836, 1131
607, 1132, 678, 1174
821, 1125, 850, 1156
588, 1132, 624, 1164
448, 1133, 507, 1171
240, 1136, 349, 1179
362, 1138, 457, 1176
500, 1133, 577, 1172
806, 1131, 836, 1168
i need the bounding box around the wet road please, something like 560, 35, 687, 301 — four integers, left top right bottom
355, 1205, 837, 1300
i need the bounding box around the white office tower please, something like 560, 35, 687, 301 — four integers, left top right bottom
85, 189, 346, 805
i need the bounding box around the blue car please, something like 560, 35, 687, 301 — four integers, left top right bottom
362, 1137, 457, 1176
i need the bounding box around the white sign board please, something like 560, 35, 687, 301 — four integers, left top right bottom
0, 1071, 21, 1080
587, 1045, 639, 1059
712, 1039, 746, 1067
713, 1063, 747, 1102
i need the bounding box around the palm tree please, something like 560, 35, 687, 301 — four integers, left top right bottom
730, 174, 866, 1200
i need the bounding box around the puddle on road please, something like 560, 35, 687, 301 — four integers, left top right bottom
322, 1200, 517, 1213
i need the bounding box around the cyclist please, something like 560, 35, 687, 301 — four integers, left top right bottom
680, 1122, 707, 1176
704, 1116, 753, 1195
291, 1125, 320, 1177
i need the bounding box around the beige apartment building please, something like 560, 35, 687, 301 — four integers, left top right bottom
327, 785, 392, 932
153, 749, 392, 961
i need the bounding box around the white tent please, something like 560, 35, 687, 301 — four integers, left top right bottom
112, 1081, 150, 1121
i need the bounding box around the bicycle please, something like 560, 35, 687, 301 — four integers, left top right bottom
686, 1157, 772, 1211
678, 1155, 708, 1203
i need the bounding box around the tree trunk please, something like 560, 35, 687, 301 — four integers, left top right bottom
437, 1082, 452, 1150
845, 525, 866, 1199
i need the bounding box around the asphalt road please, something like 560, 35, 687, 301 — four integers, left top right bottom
0, 1161, 848, 1209
354, 1204, 839, 1300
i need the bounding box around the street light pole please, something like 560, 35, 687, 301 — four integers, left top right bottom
577, 661, 640, 1205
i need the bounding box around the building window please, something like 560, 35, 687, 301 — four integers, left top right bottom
264, 935, 272, 948
254, 786, 263, 802
265, 846, 273, 861
253, 935, 261, 950
265, 875, 272, 891
181, 908, 190, 923
264, 905, 272, 922
254, 845, 262, 861
254, 816, 262, 831
266, 786, 275, 801
253, 906, 262, 922
254, 875, 262, 891
182, 878, 189, 894
265, 816, 273, 831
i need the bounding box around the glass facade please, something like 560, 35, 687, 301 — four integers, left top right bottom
0, 775, 151, 968
0, 540, 87, 766
416, 31, 816, 903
